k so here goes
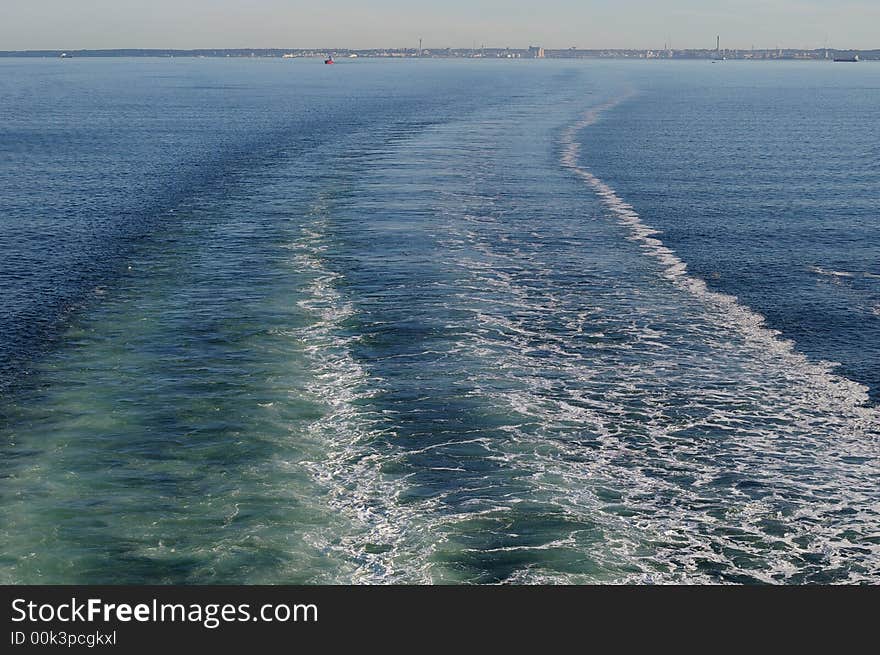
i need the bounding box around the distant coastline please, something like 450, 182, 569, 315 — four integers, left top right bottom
1, 47, 877, 60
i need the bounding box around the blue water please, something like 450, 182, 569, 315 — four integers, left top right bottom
0, 58, 878, 584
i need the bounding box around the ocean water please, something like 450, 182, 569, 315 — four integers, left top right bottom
0, 58, 878, 584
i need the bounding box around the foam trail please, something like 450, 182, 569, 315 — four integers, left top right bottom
383, 100, 880, 582
285, 205, 435, 584
561, 94, 877, 416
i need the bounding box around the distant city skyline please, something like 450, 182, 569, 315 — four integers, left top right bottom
2, 1, 879, 51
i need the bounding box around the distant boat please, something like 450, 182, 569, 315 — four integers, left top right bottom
59, 52, 70, 58
324, 55, 335, 64
833, 54, 859, 62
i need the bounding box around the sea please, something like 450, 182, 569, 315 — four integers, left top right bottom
0, 57, 878, 584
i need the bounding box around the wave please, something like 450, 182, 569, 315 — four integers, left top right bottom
561, 94, 876, 415
810, 266, 880, 280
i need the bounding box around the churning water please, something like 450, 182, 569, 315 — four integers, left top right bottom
1, 58, 878, 583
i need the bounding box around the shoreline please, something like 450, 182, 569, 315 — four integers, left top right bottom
2, 47, 878, 61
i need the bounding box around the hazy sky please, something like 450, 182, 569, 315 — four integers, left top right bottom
2, 1, 877, 50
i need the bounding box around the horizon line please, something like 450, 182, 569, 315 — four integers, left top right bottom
2, 45, 877, 53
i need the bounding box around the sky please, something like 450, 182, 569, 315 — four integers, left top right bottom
1, 1, 878, 51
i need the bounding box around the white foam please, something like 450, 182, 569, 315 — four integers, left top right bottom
285, 209, 437, 584
560, 94, 876, 413
267, 98, 880, 584
811, 266, 880, 281
403, 96, 880, 583
811, 266, 856, 279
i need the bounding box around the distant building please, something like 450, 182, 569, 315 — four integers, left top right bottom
528, 46, 545, 59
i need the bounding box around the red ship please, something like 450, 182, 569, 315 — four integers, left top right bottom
324, 55, 335, 64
